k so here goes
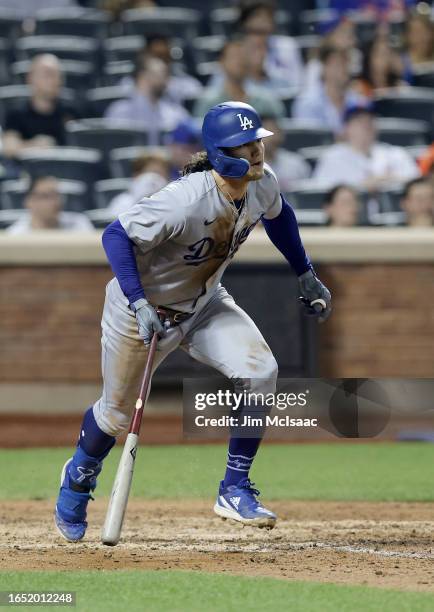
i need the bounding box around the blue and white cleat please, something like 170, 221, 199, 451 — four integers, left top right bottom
54, 459, 93, 543
214, 478, 277, 529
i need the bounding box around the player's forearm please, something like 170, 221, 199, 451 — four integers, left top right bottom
261, 196, 311, 276
102, 219, 145, 304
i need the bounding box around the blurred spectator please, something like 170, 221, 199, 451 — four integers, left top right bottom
293, 46, 366, 134
402, 10, 434, 81
108, 152, 170, 216
103, 0, 156, 20
313, 105, 419, 189
3, 55, 76, 159
354, 36, 404, 97
105, 56, 189, 145
322, 184, 360, 227
165, 120, 202, 179
261, 117, 311, 191
121, 36, 203, 104
304, 17, 358, 91
193, 38, 285, 120
236, 0, 304, 91
400, 177, 434, 226
6, 176, 93, 234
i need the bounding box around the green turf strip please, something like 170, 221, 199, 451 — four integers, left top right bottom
1, 443, 434, 502
0, 570, 433, 612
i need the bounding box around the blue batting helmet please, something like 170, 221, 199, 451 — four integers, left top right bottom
202, 101, 273, 178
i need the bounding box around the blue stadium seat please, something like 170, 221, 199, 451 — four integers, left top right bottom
66, 120, 151, 162
374, 89, 434, 132
86, 87, 128, 118
103, 36, 144, 64
14, 36, 100, 68
94, 178, 131, 209
121, 8, 201, 40
34, 7, 109, 39
209, 7, 291, 36
376, 118, 430, 147
279, 119, 334, 152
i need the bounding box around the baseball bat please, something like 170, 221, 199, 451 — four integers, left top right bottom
101, 331, 159, 546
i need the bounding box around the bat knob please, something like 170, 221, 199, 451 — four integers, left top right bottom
310, 298, 326, 313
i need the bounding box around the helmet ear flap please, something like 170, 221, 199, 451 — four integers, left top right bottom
213, 147, 250, 178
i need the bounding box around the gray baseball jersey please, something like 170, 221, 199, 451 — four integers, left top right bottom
116, 164, 282, 312
93, 165, 281, 436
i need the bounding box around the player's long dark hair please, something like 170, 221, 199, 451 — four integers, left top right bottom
182, 151, 213, 175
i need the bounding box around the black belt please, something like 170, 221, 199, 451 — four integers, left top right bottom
157, 306, 194, 325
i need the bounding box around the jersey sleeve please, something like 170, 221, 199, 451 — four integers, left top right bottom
118, 187, 185, 254
260, 163, 283, 220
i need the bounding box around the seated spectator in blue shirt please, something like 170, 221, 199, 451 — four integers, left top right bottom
401, 10, 434, 84
293, 45, 366, 135
105, 55, 190, 146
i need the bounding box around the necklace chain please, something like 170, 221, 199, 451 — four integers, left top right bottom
214, 175, 247, 219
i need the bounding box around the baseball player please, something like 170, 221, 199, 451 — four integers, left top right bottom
54, 101, 331, 542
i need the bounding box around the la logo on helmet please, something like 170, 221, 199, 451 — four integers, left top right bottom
237, 113, 254, 130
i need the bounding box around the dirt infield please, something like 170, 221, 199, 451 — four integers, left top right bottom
2, 499, 434, 591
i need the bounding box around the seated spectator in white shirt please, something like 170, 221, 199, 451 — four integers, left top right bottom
313, 105, 420, 190
293, 45, 366, 135
105, 55, 189, 146
108, 152, 170, 217
261, 116, 311, 191
401, 177, 434, 227
7, 176, 94, 234
322, 184, 361, 227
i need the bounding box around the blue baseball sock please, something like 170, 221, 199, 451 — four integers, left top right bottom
223, 437, 262, 487
77, 406, 115, 459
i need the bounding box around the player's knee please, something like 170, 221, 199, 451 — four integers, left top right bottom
93, 400, 129, 437
234, 353, 278, 395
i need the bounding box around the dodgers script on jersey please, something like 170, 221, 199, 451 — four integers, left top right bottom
115, 164, 282, 312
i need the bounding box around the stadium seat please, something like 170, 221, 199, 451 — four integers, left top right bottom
1, 178, 88, 212
86, 87, 128, 118
14, 36, 100, 68
298, 9, 338, 36
0, 9, 22, 41
412, 68, 434, 90
0, 209, 25, 229
374, 89, 434, 131
191, 36, 226, 64
209, 7, 291, 36
11, 59, 96, 92
34, 7, 109, 39
94, 178, 131, 209
109, 146, 169, 178
103, 36, 145, 64
102, 61, 134, 87
279, 119, 334, 152
298, 145, 328, 171
0, 84, 75, 125
66, 120, 151, 163
18, 148, 102, 200
0, 38, 9, 85
285, 185, 329, 210
376, 118, 430, 147
121, 8, 201, 40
